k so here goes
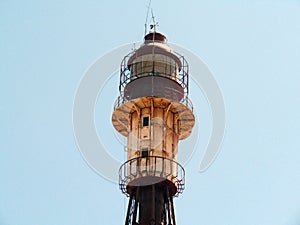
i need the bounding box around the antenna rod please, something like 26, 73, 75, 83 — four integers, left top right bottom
144, 0, 152, 36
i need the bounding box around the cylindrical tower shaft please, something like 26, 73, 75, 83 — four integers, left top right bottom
112, 32, 195, 225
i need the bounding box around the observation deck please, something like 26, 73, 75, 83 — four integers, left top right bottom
119, 156, 185, 197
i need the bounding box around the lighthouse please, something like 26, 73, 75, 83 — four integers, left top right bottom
112, 31, 195, 225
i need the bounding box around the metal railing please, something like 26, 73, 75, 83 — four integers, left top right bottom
119, 156, 185, 197
113, 91, 193, 113
119, 51, 189, 95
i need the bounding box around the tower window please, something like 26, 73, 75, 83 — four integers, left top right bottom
141, 148, 149, 158
142, 116, 149, 127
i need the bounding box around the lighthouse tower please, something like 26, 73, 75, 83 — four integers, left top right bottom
112, 32, 195, 225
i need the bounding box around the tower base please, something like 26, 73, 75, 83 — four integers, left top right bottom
125, 183, 177, 225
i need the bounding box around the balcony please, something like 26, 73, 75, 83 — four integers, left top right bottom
119, 156, 185, 197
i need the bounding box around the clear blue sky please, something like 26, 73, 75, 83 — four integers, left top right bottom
1, 0, 300, 225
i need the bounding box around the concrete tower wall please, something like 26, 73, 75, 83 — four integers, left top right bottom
127, 106, 179, 161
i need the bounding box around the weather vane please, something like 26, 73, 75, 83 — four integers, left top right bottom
150, 9, 158, 32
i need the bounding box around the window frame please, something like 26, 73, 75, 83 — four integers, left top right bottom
142, 116, 150, 127
141, 147, 149, 158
